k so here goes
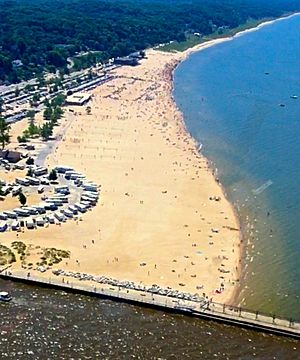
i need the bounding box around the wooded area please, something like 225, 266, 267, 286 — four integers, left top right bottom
0, 0, 299, 83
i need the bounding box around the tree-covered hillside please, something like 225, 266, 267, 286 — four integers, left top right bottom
0, 0, 299, 83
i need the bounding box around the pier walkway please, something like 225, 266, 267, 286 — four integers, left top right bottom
1, 270, 299, 339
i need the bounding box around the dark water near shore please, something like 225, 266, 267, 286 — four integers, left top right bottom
0, 280, 298, 359
174, 14, 300, 319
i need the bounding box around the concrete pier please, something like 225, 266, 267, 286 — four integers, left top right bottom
1, 271, 299, 339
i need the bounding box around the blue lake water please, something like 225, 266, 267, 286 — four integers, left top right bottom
174, 14, 300, 319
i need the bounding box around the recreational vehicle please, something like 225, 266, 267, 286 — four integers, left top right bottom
62, 209, 73, 218
26, 176, 40, 186
55, 165, 74, 174
14, 208, 30, 217
55, 185, 70, 195
34, 167, 48, 176
15, 177, 30, 186
36, 217, 45, 226
68, 205, 78, 214
47, 214, 55, 224
26, 218, 35, 229
74, 203, 87, 213
0, 221, 7, 232
11, 220, 20, 231
0, 213, 8, 220
37, 185, 44, 194
3, 211, 17, 219
54, 212, 64, 222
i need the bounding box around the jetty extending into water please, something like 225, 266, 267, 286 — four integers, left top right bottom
0, 270, 299, 339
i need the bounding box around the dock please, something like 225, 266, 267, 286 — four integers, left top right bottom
1, 270, 299, 340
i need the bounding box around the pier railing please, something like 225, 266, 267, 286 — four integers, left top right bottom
1, 270, 299, 338
199, 301, 299, 330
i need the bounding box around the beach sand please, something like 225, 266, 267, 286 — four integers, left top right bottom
0, 43, 241, 303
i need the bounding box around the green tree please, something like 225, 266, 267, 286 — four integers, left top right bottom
26, 167, 33, 176
17, 135, 28, 143
49, 169, 58, 181
51, 107, 64, 123
51, 94, 66, 107
26, 157, 34, 165
18, 192, 27, 206
37, 74, 45, 87
27, 122, 40, 137
30, 93, 40, 107
47, 50, 66, 67
43, 107, 53, 121
40, 123, 53, 140
15, 87, 20, 97
27, 109, 36, 121
0, 116, 11, 150
0, 98, 4, 114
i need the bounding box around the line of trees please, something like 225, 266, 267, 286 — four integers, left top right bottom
0, 0, 299, 83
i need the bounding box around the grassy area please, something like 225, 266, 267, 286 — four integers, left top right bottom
157, 17, 274, 53
157, 34, 203, 52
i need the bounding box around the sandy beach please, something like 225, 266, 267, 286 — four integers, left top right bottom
0, 39, 244, 303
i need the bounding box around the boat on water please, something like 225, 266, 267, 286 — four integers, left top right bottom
0, 291, 12, 302
290, 95, 298, 99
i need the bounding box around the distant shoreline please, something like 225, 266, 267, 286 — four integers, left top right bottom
167, 11, 300, 305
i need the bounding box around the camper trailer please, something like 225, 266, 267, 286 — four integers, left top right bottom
26, 218, 35, 229
47, 214, 55, 224
26, 176, 40, 186
11, 220, 20, 231
74, 203, 87, 213
33, 205, 46, 214
23, 207, 38, 215
34, 167, 48, 176
14, 208, 30, 217
82, 183, 98, 192
45, 198, 64, 206
0, 221, 7, 232
55, 165, 74, 174
49, 194, 69, 203
55, 185, 70, 195
0, 213, 8, 220
40, 177, 50, 185
54, 211, 64, 222
37, 185, 44, 194
15, 177, 30, 186
62, 209, 73, 218
68, 205, 78, 215
43, 202, 57, 211
36, 217, 45, 226
3, 211, 17, 219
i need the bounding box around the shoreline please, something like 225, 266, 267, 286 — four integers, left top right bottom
1, 12, 297, 305
162, 11, 300, 304
164, 54, 243, 306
